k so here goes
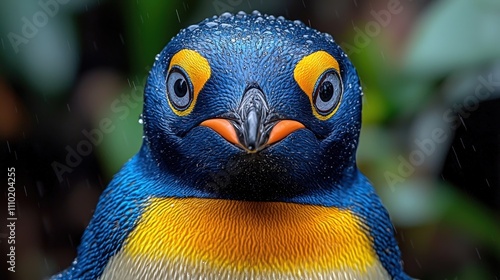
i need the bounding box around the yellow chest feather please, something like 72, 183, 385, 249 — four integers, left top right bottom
100, 198, 389, 279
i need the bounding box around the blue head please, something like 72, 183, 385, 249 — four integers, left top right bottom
142, 11, 362, 201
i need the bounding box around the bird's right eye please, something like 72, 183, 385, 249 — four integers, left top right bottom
166, 67, 193, 111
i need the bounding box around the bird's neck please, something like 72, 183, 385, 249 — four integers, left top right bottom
137, 143, 362, 206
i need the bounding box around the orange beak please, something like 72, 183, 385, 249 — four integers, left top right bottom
200, 86, 305, 152
200, 119, 304, 152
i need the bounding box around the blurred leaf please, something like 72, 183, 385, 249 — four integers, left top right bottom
96, 83, 144, 178
350, 42, 395, 123
404, 0, 500, 78
380, 180, 446, 227
0, 0, 79, 96
440, 183, 500, 257
124, 0, 183, 73
361, 86, 390, 125
458, 263, 493, 280
351, 40, 435, 121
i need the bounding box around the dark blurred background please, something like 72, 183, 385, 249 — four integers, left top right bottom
1, 0, 499, 279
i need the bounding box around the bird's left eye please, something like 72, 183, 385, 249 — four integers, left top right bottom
313, 70, 342, 116
166, 67, 193, 111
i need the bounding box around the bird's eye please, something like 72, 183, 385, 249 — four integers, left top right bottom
166, 67, 193, 111
313, 70, 342, 116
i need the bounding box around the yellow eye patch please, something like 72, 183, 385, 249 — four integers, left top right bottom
293, 51, 341, 120
167, 49, 211, 116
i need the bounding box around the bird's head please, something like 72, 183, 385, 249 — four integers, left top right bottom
142, 11, 362, 201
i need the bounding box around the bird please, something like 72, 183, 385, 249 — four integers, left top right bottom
52, 10, 410, 280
